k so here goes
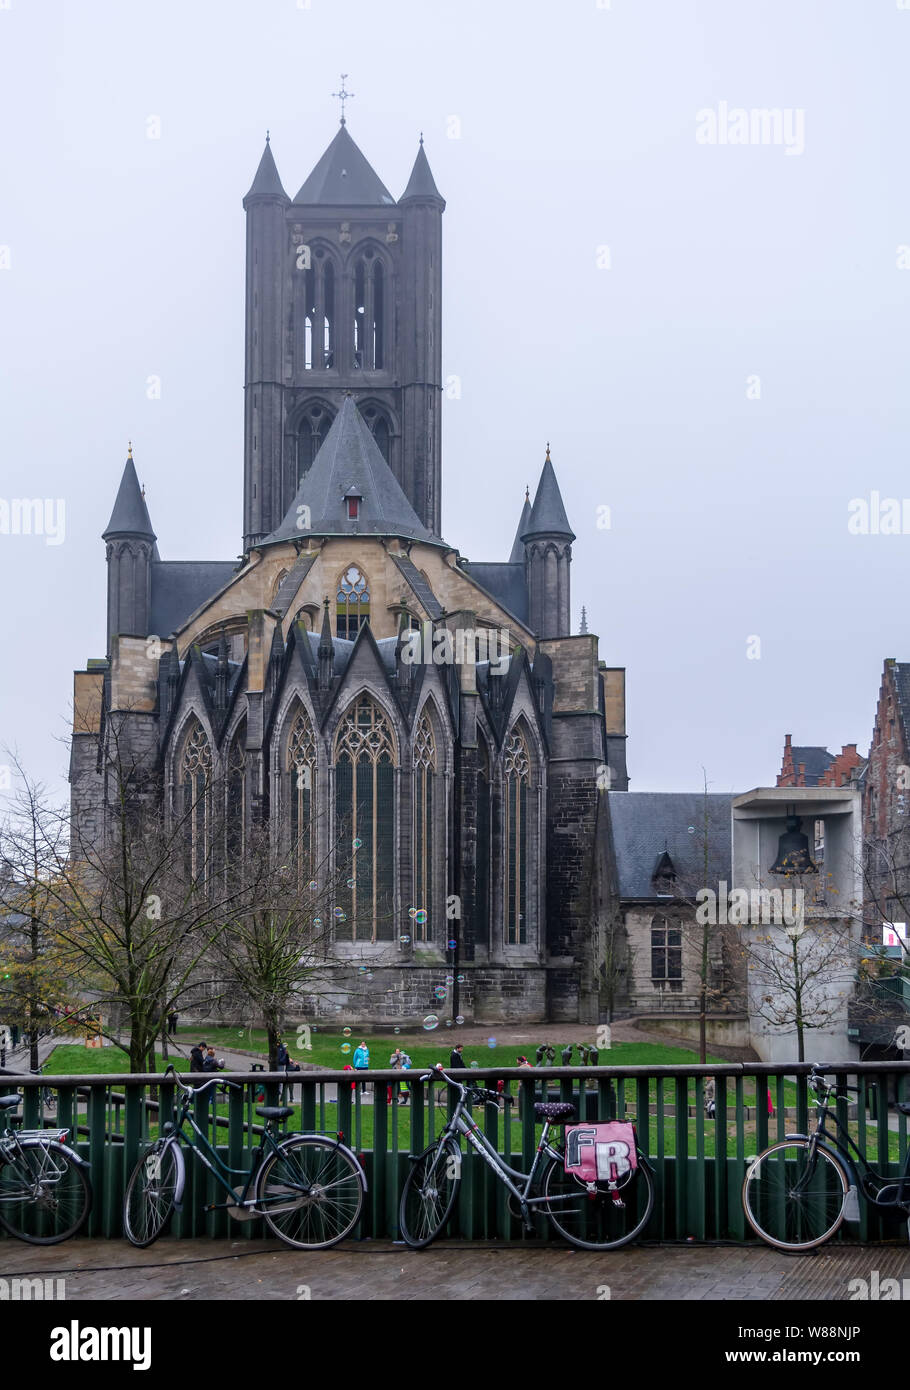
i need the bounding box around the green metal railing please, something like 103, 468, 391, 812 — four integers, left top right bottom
2, 1062, 907, 1243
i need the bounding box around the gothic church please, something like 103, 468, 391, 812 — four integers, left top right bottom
69, 119, 632, 1025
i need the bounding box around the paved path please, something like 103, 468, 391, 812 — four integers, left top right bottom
2, 1238, 907, 1301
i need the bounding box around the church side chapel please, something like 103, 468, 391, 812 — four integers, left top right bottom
70, 106, 634, 1026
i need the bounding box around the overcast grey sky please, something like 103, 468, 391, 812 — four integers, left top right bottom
1, 0, 908, 801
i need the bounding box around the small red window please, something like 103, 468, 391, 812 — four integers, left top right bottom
347, 497, 360, 520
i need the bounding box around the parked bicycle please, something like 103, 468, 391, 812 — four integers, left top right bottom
123, 1066, 367, 1250
399, 1065, 654, 1250
743, 1062, 910, 1252
0, 1093, 92, 1244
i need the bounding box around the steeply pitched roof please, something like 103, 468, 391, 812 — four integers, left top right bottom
461, 562, 529, 626
150, 561, 237, 637
609, 792, 733, 899
262, 396, 445, 546
243, 139, 289, 204
103, 455, 156, 541
400, 140, 444, 204
294, 126, 395, 206
391, 555, 445, 619
509, 494, 533, 563
789, 747, 835, 785
522, 453, 575, 541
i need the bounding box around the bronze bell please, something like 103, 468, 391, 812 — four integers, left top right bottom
770, 814, 818, 875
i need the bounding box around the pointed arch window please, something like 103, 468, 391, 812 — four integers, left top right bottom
504, 727, 530, 946
334, 697, 396, 943
304, 250, 335, 371
361, 405, 392, 465
227, 720, 246, 862
179, 720, 212, 885
287, 706, 317, 886
296, 405, 334, 483
476, 736, 491, 952
352, 250, 385, 371
413, 712, 437, 942
336, 565, 370, 638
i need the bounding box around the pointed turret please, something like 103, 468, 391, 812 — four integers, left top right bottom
522, 446, 574, 639
103, 446, 157, 651
214, 627, 230, 712
294, 126, 395, 206
579, 606, 588, 635
243, 136, 289, 206
318, 596, 335, 689
509, 489, 533, 563
103, 449, 156, 542
400, 137, 445, 207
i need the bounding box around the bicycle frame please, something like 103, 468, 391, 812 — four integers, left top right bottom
793, 1080, 910, 1212
158, 1085, 286, 1213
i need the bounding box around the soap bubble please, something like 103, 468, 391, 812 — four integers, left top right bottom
408, 907, 417, 919
340, 1043, 351, 1054
456, 974, 465, 983
455, 1015, 465, 1025
346, 878, 355, 888
446, 1019, 453, 1027
422, 1014, 439, 1031
334, 908, 346, 921
342, 1027, 352, 1037
434, 986, 447, 1001
366, 972, 373, 981
358, 965, 367, 973
400, 934, 411, 945
470, 1060, 479, 1069
307, 879, 317, 891
487, 1037, 497, 1048
447, 939, 457, 950
445, 975, 454, 985
313, 916, 322, 927
353, 838, 362, 849
415, 908, 428, 925
393, 1026, 400, 1034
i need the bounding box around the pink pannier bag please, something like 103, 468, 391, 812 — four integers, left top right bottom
564, 1123, 638, 1191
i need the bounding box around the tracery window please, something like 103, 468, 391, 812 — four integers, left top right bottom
179, 720, 212, 885
352, 251, 385, 370
227, 721, 246, 862
336, 565, 370, 638
334, 697, 396, 942
303, 251, 336, 371
287, 706, 317, 886
296, 405, 334, 483
504, 727, 530, 946
412, 712, 437, 942
476, 736, 491, 951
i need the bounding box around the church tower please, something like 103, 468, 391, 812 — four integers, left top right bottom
242, 111, 445, 551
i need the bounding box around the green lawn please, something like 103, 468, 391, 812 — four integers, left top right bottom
42, 1045, 192, 1076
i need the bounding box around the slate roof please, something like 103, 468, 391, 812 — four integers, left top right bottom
509, 496, 532, 563
462, 562, 529, 626
400, 142, 444, 204
522, 456, 575, 541
150, 561, 237, 637
294, 126, 395, 206
272, 554, 317, 617
262, 397, 445, 546
609, 792, 733, 899
103, 457, 156, 541
302, 628, 398, 680
789, 747, 836, 785
391, 555, 445, 619
244, 139, 289, 203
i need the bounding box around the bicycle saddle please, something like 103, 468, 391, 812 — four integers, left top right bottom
255, 1106, 293, 1121
0, 1095, 20, 1109
534, 1102, 576, 1123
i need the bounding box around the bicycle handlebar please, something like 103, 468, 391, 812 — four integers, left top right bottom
162, 1065, 240, 1097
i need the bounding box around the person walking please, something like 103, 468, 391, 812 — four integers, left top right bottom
398, 1048, 412, 1105
167, 1009, 178, 1036
704, 1077, 716, 1118
189, 1042, 206, 1073
449, 1043, 465, 1070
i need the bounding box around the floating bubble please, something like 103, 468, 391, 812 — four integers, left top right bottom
408, 907, 418, 919
434, 986, 447, 1001
343, 1027, 352, 1037
353, 838, 362, 849
447, 939, 457, 950
470, 1060, 479, 1069
422, 1014, 439, 1031
446, 1019, 453, 1027
366, 971, 373, 980
455, 1015, 465, 1025
400, 934, 411, 945
340, 1043, 351, 1054
394, 1026, 400, 1034
346, 878, 355, 889
414, 908, 428, 925
487, 1037, 497, 1049
358, 965, 367, 974
334, 908, 346, 921
445, 975, 454, 985
307, 879, 318, 891
313, 916, 322, 927
456, 974, 465, 983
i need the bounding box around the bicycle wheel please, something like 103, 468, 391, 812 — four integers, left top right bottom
743, 1140, 848, 1251
123, 1141, 179, 1248
399, 1138, 461, 1249
542, 1153, 654, 1250
257, 1137, 364, 1250
0, 1139, 91, 1244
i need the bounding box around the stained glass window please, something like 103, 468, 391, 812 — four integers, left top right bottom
336, 565, 370, 638
413, 711, 436, 942
504, 727, 529, 946
179, 719, 212, 885
334, 697, 396, 943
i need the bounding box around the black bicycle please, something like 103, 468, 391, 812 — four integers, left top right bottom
0, 1093, 92, 1244
399, 1066, 654, 1251
123, 1066, 366, 1250
743, 1062, 910, 1252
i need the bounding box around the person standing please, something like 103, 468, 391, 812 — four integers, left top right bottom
449, 1043, 465, 1070
189, 1042, 206, 1073
167, 1009, 178, 1036
352, 1040, 369, 1071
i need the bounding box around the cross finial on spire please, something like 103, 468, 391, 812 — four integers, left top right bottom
266, 129, 270, 144
419, 131, 424, 146
545, 442, 551, 462
525, 484, 530, 501
128, 440, 133, 459
332, 74, 354, 126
